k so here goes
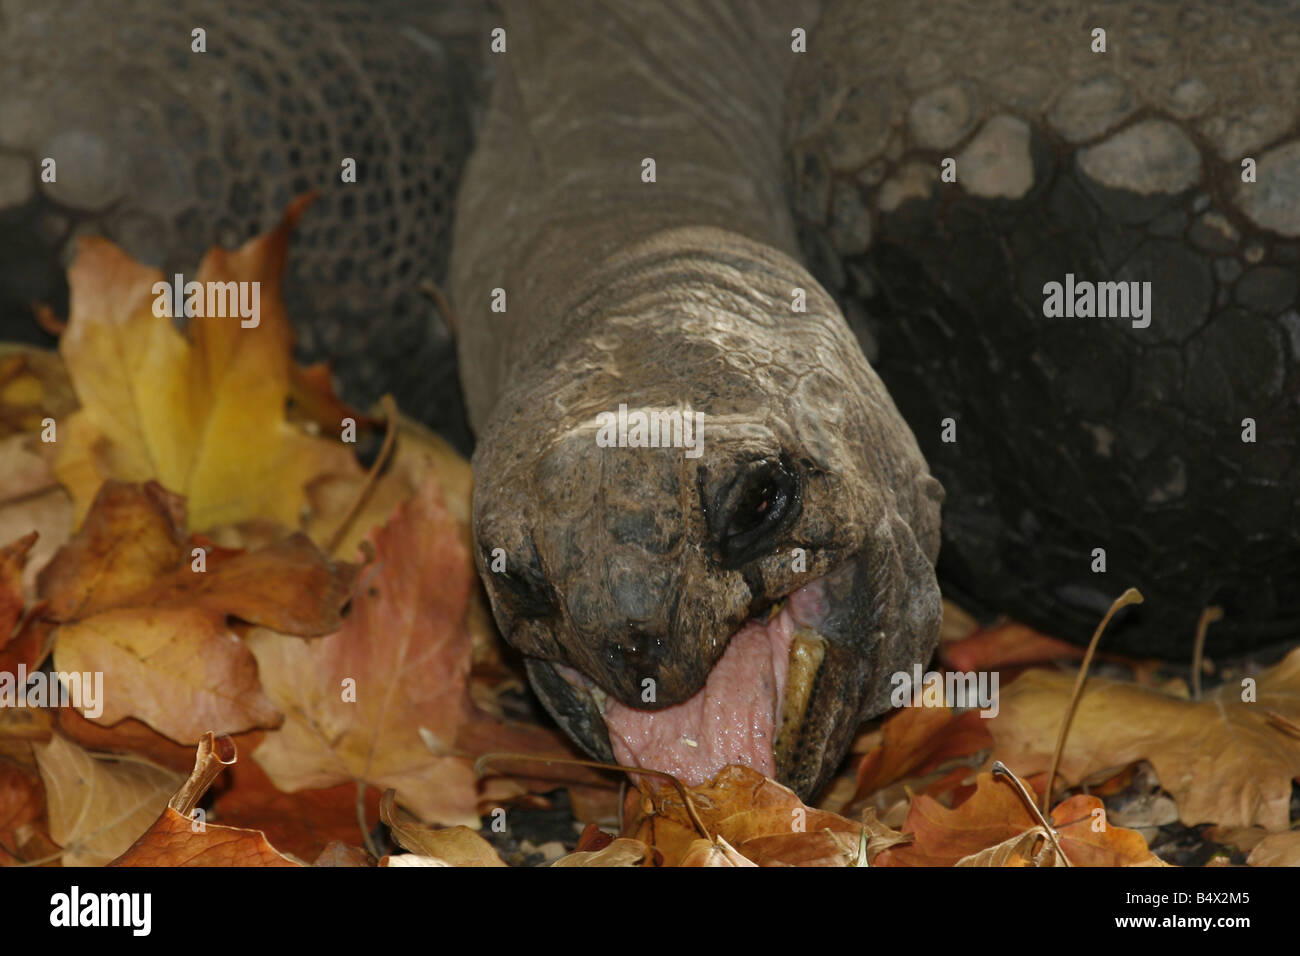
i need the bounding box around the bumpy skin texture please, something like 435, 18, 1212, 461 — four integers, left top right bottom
0, 0, 480, 450
451, 1, 943, 797
788, 0, 1300, 656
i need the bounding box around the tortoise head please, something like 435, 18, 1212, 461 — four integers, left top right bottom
471, 227, 943, 798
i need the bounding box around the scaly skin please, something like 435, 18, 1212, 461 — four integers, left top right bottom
0, 0, 481, 449
789, 0, 1300, 656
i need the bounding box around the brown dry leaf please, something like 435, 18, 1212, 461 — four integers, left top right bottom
210, 741, 380, 862
111, 732, 301, 866
988, 649, 1300, 830
313, 842, 375, 867
0, 616, 53, 676
382, 854, 451, 867
110, 806, 301, 867
0, 532, 35, 643
0, 699, 53, 756
0, 757, 47, 865
852, 705, 992, 801
386, 824, 506, 867
54, 194, 360, 532
56, 709, 208, 774
627, 764, 905, 867
1247, 830, 1300, 867
250, 474, 578, 826
36, 480, 354, 743
677, 836, 759, 867
379, 789, 506, 866
305, 411, 499, 672
939, 620, 1084, 672
37, 480, 187, 620
35, 732, 182, 866
955, 827, 1063, 867
874, 772, 1163, 867
0, 345, 77, 437
552, 837, 652, 867
0, 433, 74, 604
287, 361, 379, 434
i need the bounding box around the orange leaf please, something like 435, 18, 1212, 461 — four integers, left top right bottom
939, 621, 1083, 672
110, 732, 301, 866
110, 807, 300, 867
38, 480, 355, 743
249, 474, 580, 825
212, 751, 381, 863
0, 757, 46, 865
853, 706, 992, 799
875, 772, 1163, 867
627, 764, 905, 867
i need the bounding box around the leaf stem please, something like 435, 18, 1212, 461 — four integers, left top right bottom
325, 393, 399, 555
1190, 606, 1223, 700
1041, 587, 1143, 814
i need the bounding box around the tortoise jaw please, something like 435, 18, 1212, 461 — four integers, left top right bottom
527, 576, 847, 798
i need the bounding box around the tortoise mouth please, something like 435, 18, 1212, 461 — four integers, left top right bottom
550, 577, 831, 788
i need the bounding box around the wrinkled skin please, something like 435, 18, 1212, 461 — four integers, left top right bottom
467, 227, 943, 796
449, 2, 944, 797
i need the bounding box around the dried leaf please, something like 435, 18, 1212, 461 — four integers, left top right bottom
0, 345, 77, 437
939, 620, 1084, 672
381, 853, 450, 867
853, 705, 991, 800
553, 837, 652, 867
211, 745, 380, 862
54, 195, 360, 532
955, 827, 1063, 867
875, 772, 1164, 867
0, 434, 73, 604
379, 789, 506, 865
250, 475, 575, 825
35, 733, 181, 866
305, 411, 500, 671
312, 841, 375, 867
678, 836, 757, 867
110, 807, 301, 866
627, 764, 905, 867
0, 758, 47, 864
37, 480, 354, 743
1247, 830, 1300, 867
111, 735, 300, 866
988, 649, 1300, 829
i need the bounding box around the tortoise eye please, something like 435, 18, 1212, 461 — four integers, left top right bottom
717, 456, 801, 568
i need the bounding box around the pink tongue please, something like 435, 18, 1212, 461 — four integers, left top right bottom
602, 606, 798, 785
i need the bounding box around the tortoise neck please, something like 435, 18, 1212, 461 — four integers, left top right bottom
451, 0, 824, 430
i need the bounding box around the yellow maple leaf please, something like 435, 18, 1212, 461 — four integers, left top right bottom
55, 195, 359, 531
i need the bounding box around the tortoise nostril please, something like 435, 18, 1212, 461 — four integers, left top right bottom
603, 631, 665, 674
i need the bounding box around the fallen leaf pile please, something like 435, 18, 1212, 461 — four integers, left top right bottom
1, 200, 1296, 867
